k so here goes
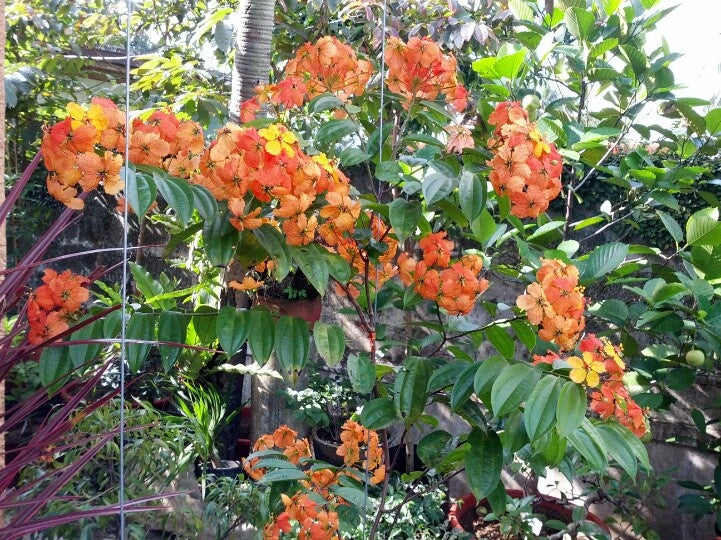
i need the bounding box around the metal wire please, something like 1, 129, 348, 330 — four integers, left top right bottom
119, 0, 133, 537
363, 2, 389, 538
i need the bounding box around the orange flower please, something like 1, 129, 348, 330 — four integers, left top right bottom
129, 130, 170, 167
229, 276, 265, 291
273, 425, 298, 448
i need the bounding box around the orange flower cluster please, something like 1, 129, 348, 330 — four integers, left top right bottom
193, 123, 359, 246
583, 335, 647, 437
40, 99, 126, 209
487, 101, 563, 218
130, 109, 204, 178
27, 269, 89, 345
41, 100, 204, 209
284, 36, 373, 102
336, 420, 385, 485
331, 213, 398, 298
385, 36, 468, 112
239, 36, 372, 122
398, 231, 489, 315
247, 423, 384, 540
516, 258, 585, 350
533, 335, 647, 437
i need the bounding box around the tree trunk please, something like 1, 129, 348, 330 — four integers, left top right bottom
228, 0, 277, 123
228, 0, 293, 443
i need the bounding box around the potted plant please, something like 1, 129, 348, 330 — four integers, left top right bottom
448, 489, 610, 539
177, 381, 241, 498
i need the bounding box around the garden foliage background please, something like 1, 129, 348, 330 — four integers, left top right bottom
3, 0, 721, 539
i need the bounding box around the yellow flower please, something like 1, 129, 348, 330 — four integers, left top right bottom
529, 129, 551, 158
602, 338, 625, 370
568, 351, 605, 388
258, 124, 297, 157
66, 102, 109, 131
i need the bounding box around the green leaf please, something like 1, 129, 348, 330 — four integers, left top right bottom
527, 220, 565, 241
154, 172, 194, 226
323, 251, 352, 284
191, 184, 218, 221
313, 323, 345, 367
687, 208, 721, 246
474, 356, 508, 400
579, 242, 629, 280
428, 361, 470, 392
602, 0, 621, 15
330, 486, 368, 508
274, 316, 309, 379
124, 168, 156, 221
621, 44, 647, 76
592, 299, 628, 325
69, 318, 103, 368
310, 94, 345, 113
360, 398, 397, 430
495, 48, 528, 80
257, 468, 307, 484
291, 244, 329, 296
567, 419, 608, 472
450, 362, 481, 410
485, 325, 515, 359
524, 375, 562, 441
192, 305, 218, 346
459, 171, 485, 222
657, 210, 683, 244
348, 354, 375, 394
417, 430, 453, 466
129, 262, 167, 309
202, 209, 238, 267
158, 311, 186, 372
422, 173, 453, 205
248, 308, 275, 365
465, 428, 503, 500
607, 423, 650, 470
126, 312, 155, 374
556, 381, 587, 436
39, 346, 71, 392
394, 357, 431, 422
253, 224, 292, 280
389, 198, 422, 243
706, 108, 721, 135
472, 57, 498, 78
589, 38, 618, 59
565, 7, 595, 41
340, 147, 372, 167
375, 161, 403, 182
316, 119, 358, 144
510, 319, 536, 351
490, 363, 537, 417
597, 424, 637, 478
216, 306, 250, 358
508, 0, 533, 20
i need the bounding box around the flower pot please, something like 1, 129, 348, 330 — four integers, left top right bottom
235, 438, 251, 460
195, 459, 245, 481
255, 296, 322, 328
448, 490, 610, 537
311, 427, 345, 467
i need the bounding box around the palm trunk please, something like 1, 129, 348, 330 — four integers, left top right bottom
228, 0, 277, 123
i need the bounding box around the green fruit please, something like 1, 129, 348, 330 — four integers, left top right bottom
685, 349, 705, 368
641, 430, 652, 443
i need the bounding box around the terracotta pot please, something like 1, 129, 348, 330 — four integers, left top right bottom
255, 296, 322, 328
448, 489, 610, 534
